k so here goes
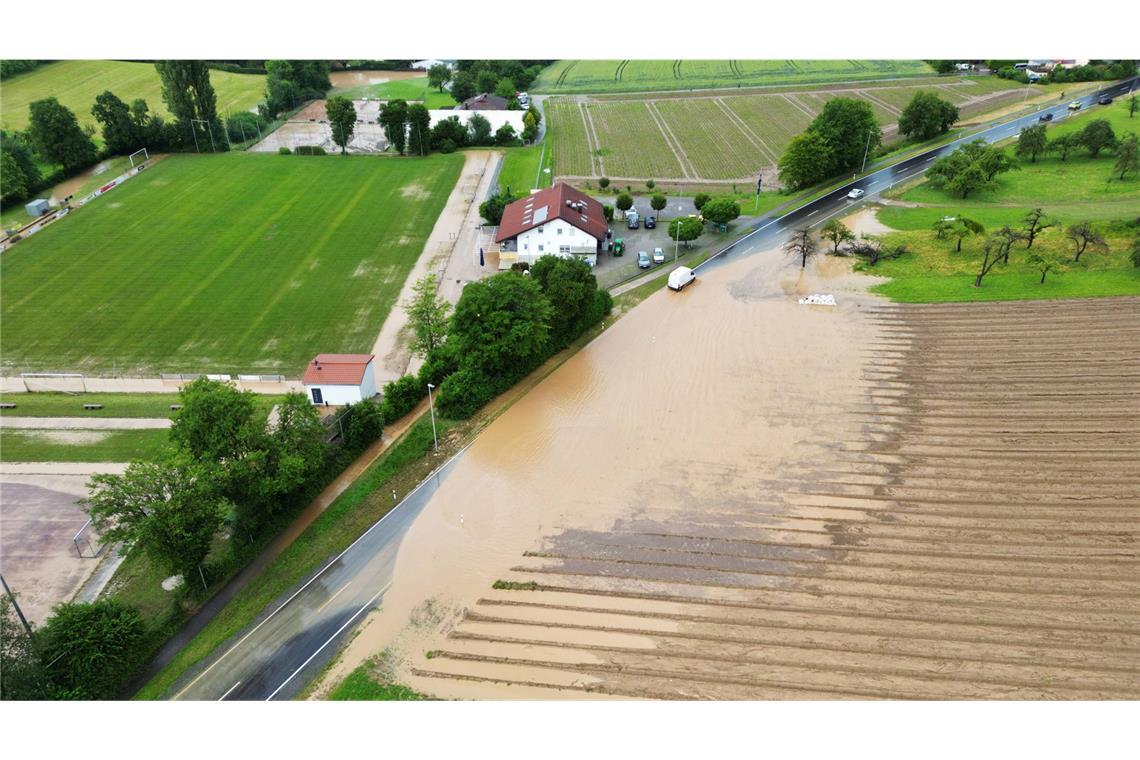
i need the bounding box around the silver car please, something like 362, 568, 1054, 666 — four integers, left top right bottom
637, 251, 651, 269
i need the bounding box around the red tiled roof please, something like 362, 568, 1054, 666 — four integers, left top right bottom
301, 354, 374, 385
494, 183, 608, 244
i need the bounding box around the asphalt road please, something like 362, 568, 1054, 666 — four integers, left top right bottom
168, 77, 1137, 702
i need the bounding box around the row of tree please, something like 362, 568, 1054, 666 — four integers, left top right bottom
261, 60, 332, 120
1016, 120, 1138, 179
441, 61, 549, 108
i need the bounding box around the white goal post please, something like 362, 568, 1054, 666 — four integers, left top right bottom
128, 148, 150, 168
20, 372, 87, 393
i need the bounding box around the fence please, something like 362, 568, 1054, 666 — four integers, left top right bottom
73, 519, 106, 559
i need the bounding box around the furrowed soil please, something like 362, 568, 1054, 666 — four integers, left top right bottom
315, 249, 1139, 700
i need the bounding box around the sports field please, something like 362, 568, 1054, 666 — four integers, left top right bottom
0, 152, 464, 375
0, 60, 266, 131
548, 77, 1028, 183
533, 59, 936, 94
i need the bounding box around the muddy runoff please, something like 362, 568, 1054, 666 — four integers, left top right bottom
311, 244, 892, 699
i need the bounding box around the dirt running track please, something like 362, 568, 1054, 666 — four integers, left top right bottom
317, 245, 1138, 700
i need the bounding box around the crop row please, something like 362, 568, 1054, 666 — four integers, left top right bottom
655, 99, 771, 179
548, 101, 595, 176
587, 102, 685, 179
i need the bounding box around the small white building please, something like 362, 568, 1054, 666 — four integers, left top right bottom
302, 354, 377, 406
494, 183, 607, 268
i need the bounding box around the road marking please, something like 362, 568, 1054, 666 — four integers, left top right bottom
807, 210, 819, 216
316, 581, 352, 613
265, 583, 391, 701
219, 681, 242, 701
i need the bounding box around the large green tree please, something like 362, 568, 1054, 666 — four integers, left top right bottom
530, 255, 608, 351
1078, 119, 1116, 157
667, 216, 703, 248
403, 273, 451, 358
36, 600, 145, 699
325, 96, 356, 155
406, 103, 431, 156
805, 97, 881, 175
263, 60, 331, 118
467, 113, 493, 146
379, 99, 408, 154
154, 61, 223, 149
821, 218, 855, 254
448, 273, 553, 385
0, 131, 43, 204
170, 378, 259, 465
91, 91, 140, 156
0, 152, 29, 205
778, 131, 834, 190
1015, 124, 1048, 163
700, 196, 741, 226
26, 98, 97, 171
428, 63, 451, 92
898, 91, 959, 141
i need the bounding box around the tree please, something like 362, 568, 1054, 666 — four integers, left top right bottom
1065, 221, 1107, 262
170, 378, 259, 465
847, 235, 906, 267
1026, 249, 1064, 283
494, 77, 517, 100
448, 273, 553, 385
806, 97, 881, 175
430, 115, 467, 151
36, 600, 145, 699
993, 225, 1027, 265
615, 192, 634, 217
325, 96, 356, 155
26, 98, 97, 171
1078, 119, 1116, 157
1113, 132, 1138, 180
1132, 237, 1140, 268
945, 163, 993, 199
667, 216, 703, 248
0, 131, 42, 204
949, 216, 985, 252
1050, 133, 1079, 161
449, 72, 476, 104
974, 238, 1006, 287
602, 204, 614, 222
379, 99, 408, 154
650, 193, 667, 218
1, 595, 43, 700
1015, 124, 1048, 163
1021, 208, 1054, 249
645, 179, 656, 190
467, 113, 493, 146
495, 123, 518, 146
530, 256, 601, 350
154, 61, 222, 148
778, 130, 833, 190
91, 90, 140, 155
898, 91, 960, 141
476, 70, 498, 95
0, 152, 29, 205
478, 190, 517, 225
428, 63, 451, 92
821, 218, 855, 254
692, 192, 711, 210
1130, 93, 1137, 118
403, 273, 451, 358
783, 227, 818, 269
406, 104, 431, 156
83, 457, 228, 582
262, 60, 331, 118
700, 196, 741, 227
598, 176, 610, 189
932, 217, 954, 240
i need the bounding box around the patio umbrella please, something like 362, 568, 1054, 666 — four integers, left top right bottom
479, 247, 484, 267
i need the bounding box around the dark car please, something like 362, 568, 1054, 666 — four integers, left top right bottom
1097, 95, 1113, 106
627, 216, 639, 230
1038, 112, 1054, 122
644, 215, 656, 229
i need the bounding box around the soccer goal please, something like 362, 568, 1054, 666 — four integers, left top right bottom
128, 147, 150, 168
20, 372, 87, 394
73, 519, 106, 559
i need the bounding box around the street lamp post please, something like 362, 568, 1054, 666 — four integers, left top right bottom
426, 383, 438, 451
674, 205, 682, 261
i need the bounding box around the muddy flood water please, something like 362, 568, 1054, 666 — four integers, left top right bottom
327, 70, 423, 89
313, 243, 1140, 700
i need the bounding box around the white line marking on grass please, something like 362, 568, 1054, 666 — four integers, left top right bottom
219, 681, 242, 701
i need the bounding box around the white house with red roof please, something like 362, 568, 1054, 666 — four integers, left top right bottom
494, 183, 608, 268
301, 354, 377, 405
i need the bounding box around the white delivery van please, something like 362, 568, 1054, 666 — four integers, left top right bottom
668, 266, 696, 291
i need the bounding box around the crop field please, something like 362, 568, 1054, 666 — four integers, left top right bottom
548, 78, 1029, 183
534, 59, 935, 94
0, 152, 464, 375
1, 60, 266, 131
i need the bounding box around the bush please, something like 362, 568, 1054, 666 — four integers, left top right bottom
598, 177, 610, 189
645, 179, 656, 189
693, 192, 711, 210
602, 204, 614, 222
437, 366, 495, 419
381, 374, 425, 422
293, 145, 327, 156
339, 398, 385, 453
417, 343, 459, 388
37, 600, 145, 699
225, 111, 268, 143
278, 146, 292, 155
438, 138, 457, 154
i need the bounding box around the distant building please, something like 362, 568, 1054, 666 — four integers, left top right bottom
494, 183, 607, 268
460, 93, 509, 111
302, 354, 377, 405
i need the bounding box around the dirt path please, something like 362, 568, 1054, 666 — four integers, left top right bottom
578, 103, 603, 177
369, 151, 501, 385
713, 98, 779, 164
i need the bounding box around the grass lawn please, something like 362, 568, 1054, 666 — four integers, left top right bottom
0, 428, 170, 462
1, 61, 265, 131
496, 144, 551, 194
327, 662, 431, 700
1, 152, 464, 376
329, 75, 456, 108
0, 392, 283, 418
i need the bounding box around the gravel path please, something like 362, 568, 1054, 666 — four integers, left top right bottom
0, 416, 171, 430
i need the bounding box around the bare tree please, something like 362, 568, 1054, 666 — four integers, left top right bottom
974, 238, 1007, 287
995, 225, 1027, 264
847, 235, 907, 267
783, 227, 818, 269
1021, 208, 1054, 249
1065, 221, 1108, 262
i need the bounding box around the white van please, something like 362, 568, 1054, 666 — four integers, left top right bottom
668, 266, 695, 292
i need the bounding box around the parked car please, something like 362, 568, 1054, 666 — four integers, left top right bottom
627, 215, 640, 230
1068, 100, 1083, 111
1097, 95, 1114, 105
637, 251, 651, 269
645, 215, 656, 229
668, 266, 696, 292
652, 247, 665, 264
1038, 112, 1054, 122
847, 188, 865, 200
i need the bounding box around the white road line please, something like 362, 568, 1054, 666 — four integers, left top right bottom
316, 581, 352, 613
807, 210, 820, 216
265, 583, 390, 701
218, 681, 242, 701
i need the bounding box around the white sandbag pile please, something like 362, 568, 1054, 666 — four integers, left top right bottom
798, 293, 837, 306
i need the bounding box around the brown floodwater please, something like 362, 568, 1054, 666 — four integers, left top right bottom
327, 70, 422, 89
314, 244, 891, 698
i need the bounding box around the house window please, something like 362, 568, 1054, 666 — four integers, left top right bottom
538, 244, 544, 252
559, 245, 570, 254
523, 243, 528, 251
557, 227, 563, 235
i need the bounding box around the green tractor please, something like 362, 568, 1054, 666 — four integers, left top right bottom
613, 238, 625, 256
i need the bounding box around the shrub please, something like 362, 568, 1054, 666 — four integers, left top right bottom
37, 600, 145, 699
437, 366, 495, 419
645, 179, 656, 189
339, 398, 385, 453
602, 204, 614, 222
417, 343, 459, 389
294, 145, 327, 156
598, 176, 610, 189
277, 146, 292, 155
693, 192, 711, 210
438, 138, 457, 154
225, 111, 268, 143
381, 374, 426, 422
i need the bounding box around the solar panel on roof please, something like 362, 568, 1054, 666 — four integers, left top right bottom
533, 206, 549, 223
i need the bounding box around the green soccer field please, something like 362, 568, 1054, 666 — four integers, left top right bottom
533, 59, 936, 94
0, 152, 464, 376
0, 60, 266, 132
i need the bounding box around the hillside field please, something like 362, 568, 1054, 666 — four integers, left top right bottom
1, 60, 266, 131
0, 152, 464, 375
533, 59, 936, 94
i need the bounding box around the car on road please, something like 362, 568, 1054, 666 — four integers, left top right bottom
652, 247, 665, 264
847, 188, 865, 200
637, 251, 651, 269
668, 266, 696, 291
1068, 100, 1083, 110
1038, 112, 1054, 122
645, 215, 656, 229
1097, 95, 1113, 105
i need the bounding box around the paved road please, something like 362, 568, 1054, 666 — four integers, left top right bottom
0, 417, 171, 430
166, 78, 1137, 701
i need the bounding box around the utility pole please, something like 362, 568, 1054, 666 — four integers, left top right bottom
860, 129, 873, 174
1, 574, 32, 637
427, 383, 438, 450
